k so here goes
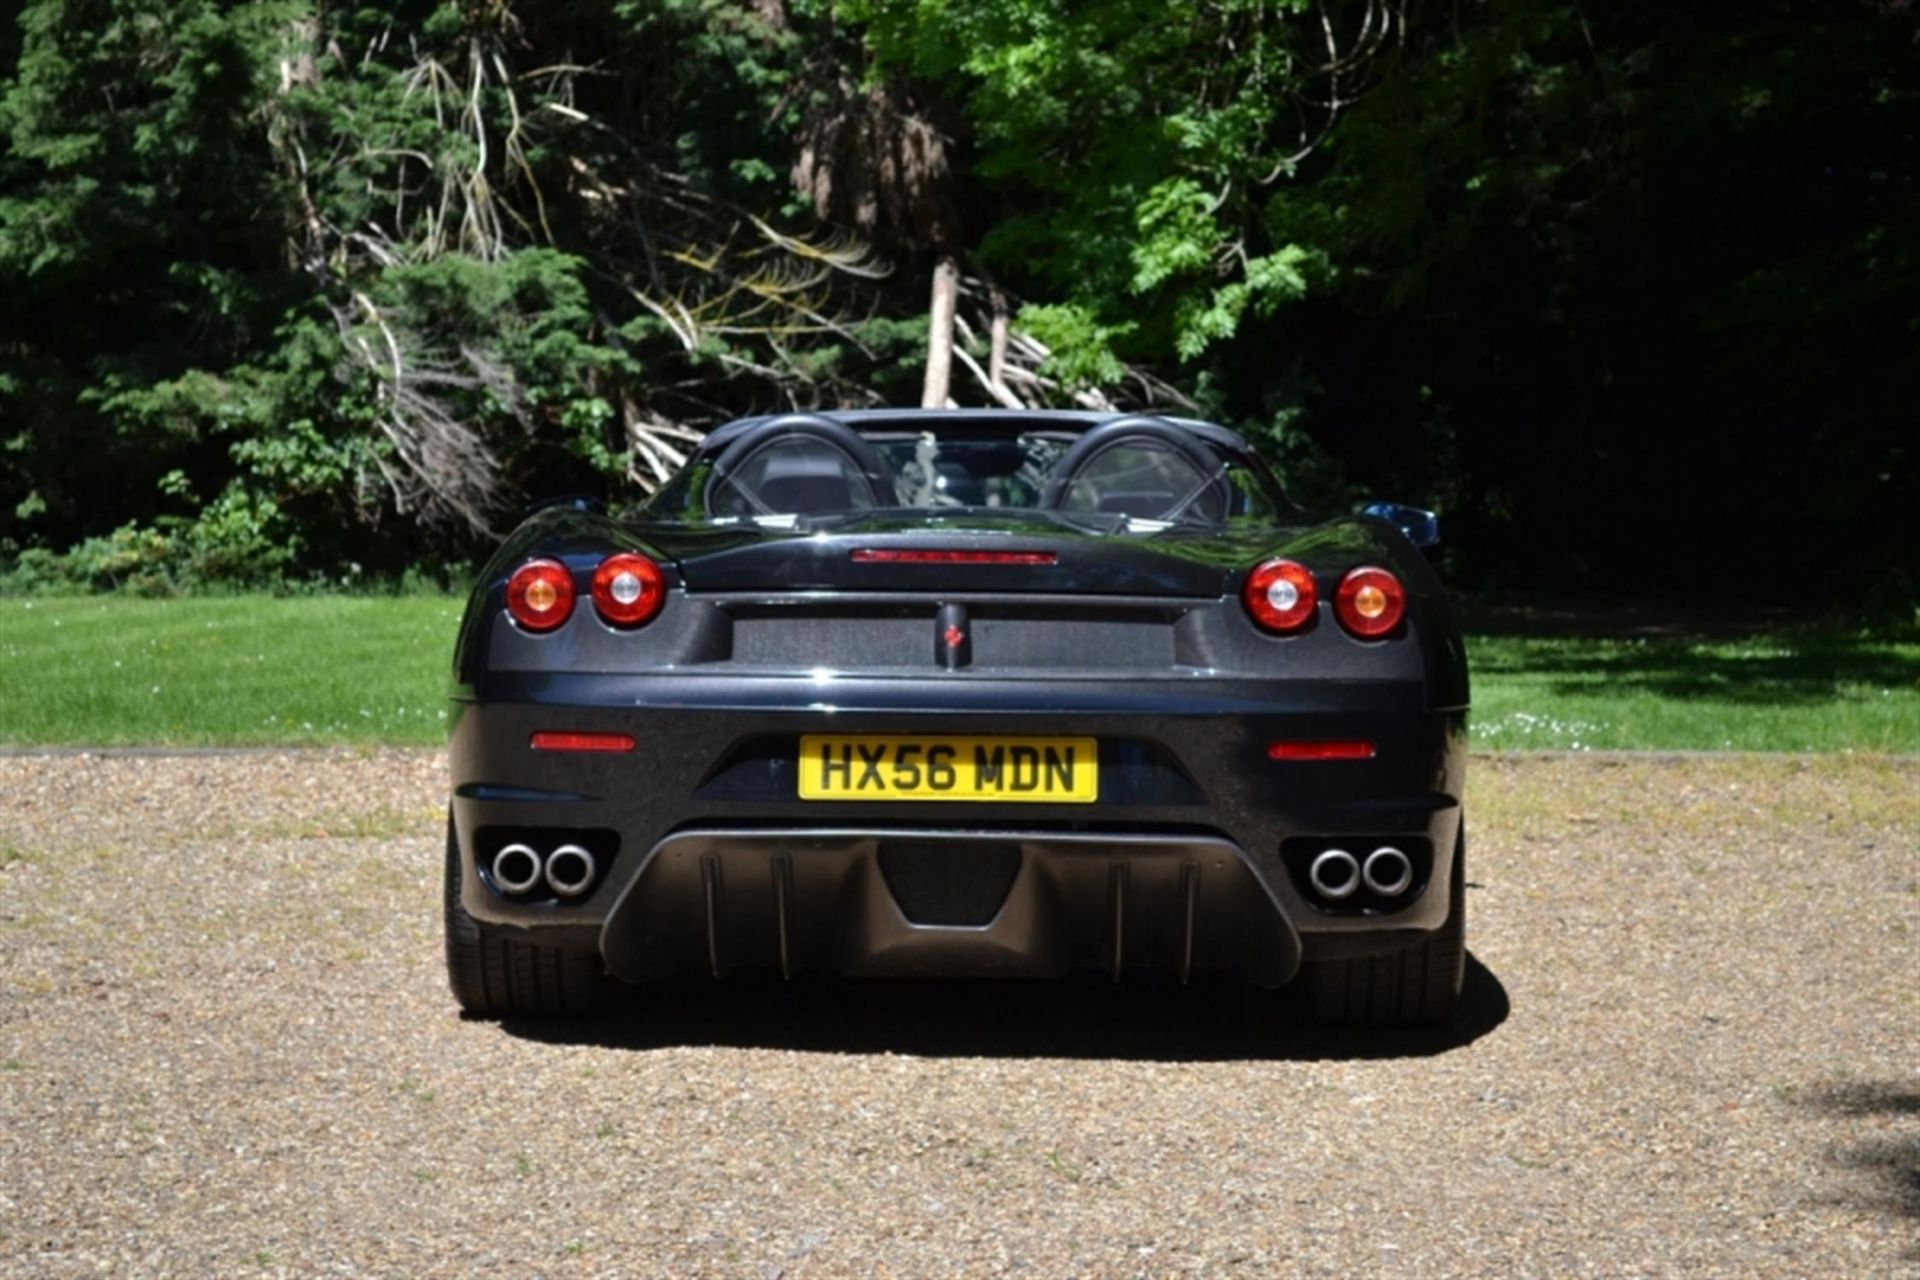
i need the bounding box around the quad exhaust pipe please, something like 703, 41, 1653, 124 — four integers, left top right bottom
1363, 845, 1413, 897
1306, 844, 1415, 902
489, 840, 600, 898
1308, 848, 1360, 901
490, 843, 544, 895
544, 844, 597, 898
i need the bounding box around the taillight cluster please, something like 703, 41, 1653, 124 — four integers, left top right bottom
1243, 559, 1318, 632
1334, 566, 1405, 639
505, 553, 666, 632
1242, 560, 1407, 638
505, 559, 573, 633
591, 552, 664, 627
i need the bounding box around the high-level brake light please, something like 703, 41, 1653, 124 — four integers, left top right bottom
850, 548, 1059, 565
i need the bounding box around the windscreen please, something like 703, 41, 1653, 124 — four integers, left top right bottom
872, 434, 1065, 509
644, 425, 1289, 527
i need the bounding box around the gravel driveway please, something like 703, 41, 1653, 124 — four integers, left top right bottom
1, 751, 1915, 1277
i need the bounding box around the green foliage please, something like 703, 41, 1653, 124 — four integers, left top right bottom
0, 485, 293, 594
0, 0, 1911, 608
1016, 304, 1131, 391
175, 485, 297, 584
611, 0, 813, 202
0, 0, 920, 585
1, 0, 296, 569
844, 0, 1335, 359
1267, 1, 1919, 600
0, 0, 285, 279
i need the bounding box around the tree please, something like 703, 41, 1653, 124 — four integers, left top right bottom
1, 0, 1912, 605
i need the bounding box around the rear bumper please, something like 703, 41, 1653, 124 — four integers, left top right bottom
449, 672, 1467, 986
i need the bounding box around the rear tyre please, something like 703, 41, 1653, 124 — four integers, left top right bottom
1304, 826, 1467, 1028
443, 818, 628, 1018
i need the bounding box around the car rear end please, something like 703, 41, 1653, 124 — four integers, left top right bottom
447, 510, 1468, 1002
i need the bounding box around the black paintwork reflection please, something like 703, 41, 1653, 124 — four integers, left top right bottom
447, 412, 1472, 983
456, 501, 1465, 703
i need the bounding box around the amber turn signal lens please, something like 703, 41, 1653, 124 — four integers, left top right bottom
591, 552, 665, 628
505, 559, 575, 632
1243, 559, 1318, 633
1334, 566, 1406, 638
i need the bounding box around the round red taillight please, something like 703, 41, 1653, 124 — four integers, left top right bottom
1243, 559, 1318, 634
591, 552, 665, 628
1334, 566, 1406, 638
505, 558, 575, 633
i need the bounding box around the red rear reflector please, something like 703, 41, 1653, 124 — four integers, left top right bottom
850, 549, 1058, 565
530, 731, 636, 753
1268, 740, 1376, 761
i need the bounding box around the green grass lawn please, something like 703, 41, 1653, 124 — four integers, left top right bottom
0, 595, 1914, 751
0, 596, 462, 747
1468, 631, 1917, 752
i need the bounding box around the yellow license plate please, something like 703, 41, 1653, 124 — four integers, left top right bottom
798, 735, 1099, 803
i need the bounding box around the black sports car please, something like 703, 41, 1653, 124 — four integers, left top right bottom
445, 410, 1469, 1026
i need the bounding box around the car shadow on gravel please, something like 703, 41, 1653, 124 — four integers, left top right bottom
496, 954, 1507, 1061
1805, 1082, 1920, 1239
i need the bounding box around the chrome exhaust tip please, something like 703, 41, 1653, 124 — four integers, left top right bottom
544, 843, 597, 898
490, 843, 544, 895
1363, 845, 1414, 897
1308, 848, 1361, 901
